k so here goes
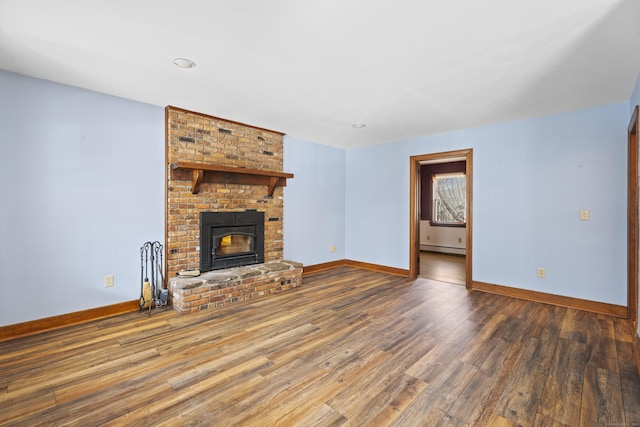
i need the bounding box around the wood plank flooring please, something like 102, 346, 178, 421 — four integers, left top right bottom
419, 251, 466, 285
1, 266, 639, 426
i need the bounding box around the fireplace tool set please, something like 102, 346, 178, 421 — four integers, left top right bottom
139, 241, 167, 314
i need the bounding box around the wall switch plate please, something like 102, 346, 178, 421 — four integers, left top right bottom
580, 210, 589, 221
330, 245, 337, 253
104, 275, 114, 287
537, 268, 545, 278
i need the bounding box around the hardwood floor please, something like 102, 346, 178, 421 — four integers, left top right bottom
1, 266, 639, 426
419, 251, 466, 285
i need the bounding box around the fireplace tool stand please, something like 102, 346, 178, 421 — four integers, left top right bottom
139, 241, 167, 315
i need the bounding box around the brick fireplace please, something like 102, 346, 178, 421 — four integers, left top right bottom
165, 106, 300, 313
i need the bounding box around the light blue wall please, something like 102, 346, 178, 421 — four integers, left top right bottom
346, 103, 628, 305
0, 71, 164, 326
631, 72, 640, 113
284, 136, 345, 265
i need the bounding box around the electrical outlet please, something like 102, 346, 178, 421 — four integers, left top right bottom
537, 268, 545, 278
580, 210, 589, 221
104, 275, 114, 287
458, 237, 462, 243
330, 245, 337, 253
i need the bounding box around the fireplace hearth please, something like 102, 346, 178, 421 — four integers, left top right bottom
200, 211, 265, 272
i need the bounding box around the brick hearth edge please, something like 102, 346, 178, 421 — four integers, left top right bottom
169, 261, 303, 315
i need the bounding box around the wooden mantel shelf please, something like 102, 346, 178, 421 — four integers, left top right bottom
170, 161, 294, 196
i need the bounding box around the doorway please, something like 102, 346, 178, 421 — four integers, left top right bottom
409, 149, 473, 289
628, 105, 638, 326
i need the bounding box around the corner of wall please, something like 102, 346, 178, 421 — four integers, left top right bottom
631, 71, 640, 114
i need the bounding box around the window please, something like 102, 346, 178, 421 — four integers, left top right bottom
432, 173, 466, 225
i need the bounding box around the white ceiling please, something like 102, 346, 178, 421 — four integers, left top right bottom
1, 0, 639, 148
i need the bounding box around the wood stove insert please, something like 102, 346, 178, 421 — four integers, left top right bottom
200, 211, 265, 271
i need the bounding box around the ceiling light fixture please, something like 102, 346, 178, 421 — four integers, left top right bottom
173, 58, 196, 69
352, 123, 366, 128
